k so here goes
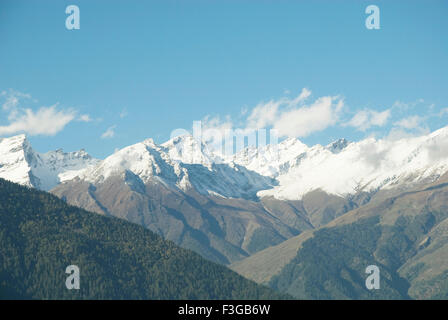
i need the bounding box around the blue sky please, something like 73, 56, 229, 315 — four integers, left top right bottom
0, 0, 447, 158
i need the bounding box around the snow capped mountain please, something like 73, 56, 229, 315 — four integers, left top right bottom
0, 134, 39, 188
79, 135, 274, 199
229, 137, 309, 178
81, 138, 183, 185
0, 134, 99, 190
161, 134, 221, 167
64, 126, 448, 200
249, 128, 448, 200
41, 148, 97, 182
2, 126, 448, 200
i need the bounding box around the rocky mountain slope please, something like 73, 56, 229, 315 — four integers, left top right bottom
231, 173, 448, 299
52, 175, 306, 265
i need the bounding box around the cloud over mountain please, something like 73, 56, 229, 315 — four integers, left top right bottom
0, 90, 91, 137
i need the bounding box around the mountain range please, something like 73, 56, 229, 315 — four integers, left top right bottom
2, 127, 448, 298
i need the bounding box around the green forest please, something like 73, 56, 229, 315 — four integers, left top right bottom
270, 216, 411, 299
270, 211, 448, 300
0, 178, 284, 300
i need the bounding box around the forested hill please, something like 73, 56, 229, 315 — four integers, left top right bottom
0, 178, 283, 299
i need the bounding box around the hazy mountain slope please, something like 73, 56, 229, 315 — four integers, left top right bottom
258, 191, 368, 232
230, 230, 314, 285
0, 178, 284, 300
232, 173, 448, 299
232, 191, 377, 285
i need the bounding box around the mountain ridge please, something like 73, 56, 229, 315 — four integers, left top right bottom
0, 134, 99, 190
3, 126, 448, 201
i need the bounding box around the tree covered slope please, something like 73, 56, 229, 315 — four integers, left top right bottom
0, 178, 283, 300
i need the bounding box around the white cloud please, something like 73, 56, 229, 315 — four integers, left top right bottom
0, 89, 94, 137
199, 89, 441, 153
195, 89, 343, 157
392, 98, 424, 111
386, 115, 429, 140
359, 143, 388, 169
290, 87, 312, 105
0, 105, 76, 136
199, 115, 233, 152
101, 125, 116, 139
244, 88, 341, 138
345, 109, 390, 131
370, 110, 391, 126
386, 127, 430, 141
202, 115, 233, 134
273, 96, 343, 138
1, 90, 31, 111
246, 100, 281, 129
394, 115, 422, 130
2, 95, 19, 111
198, 88, 344, 152
439, 108, 448, 117
246, 88, 312, 130
78, 114, 92, 122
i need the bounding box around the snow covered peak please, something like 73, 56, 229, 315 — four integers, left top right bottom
279, 137, 308, 149
257, 128, 448, 200
0, 134, 38, 188
0, 134, 99, 190
3, 126, 448, 201
40, 148, 99, 185
161, 134, 220, 166
1, 133, 27, 145
0, 134, 34, 161
80, 135, 274, 198
82, 139, 182, 185
230, 137, 309, 178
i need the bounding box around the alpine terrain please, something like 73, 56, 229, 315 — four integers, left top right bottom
2, 126, 448, 299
